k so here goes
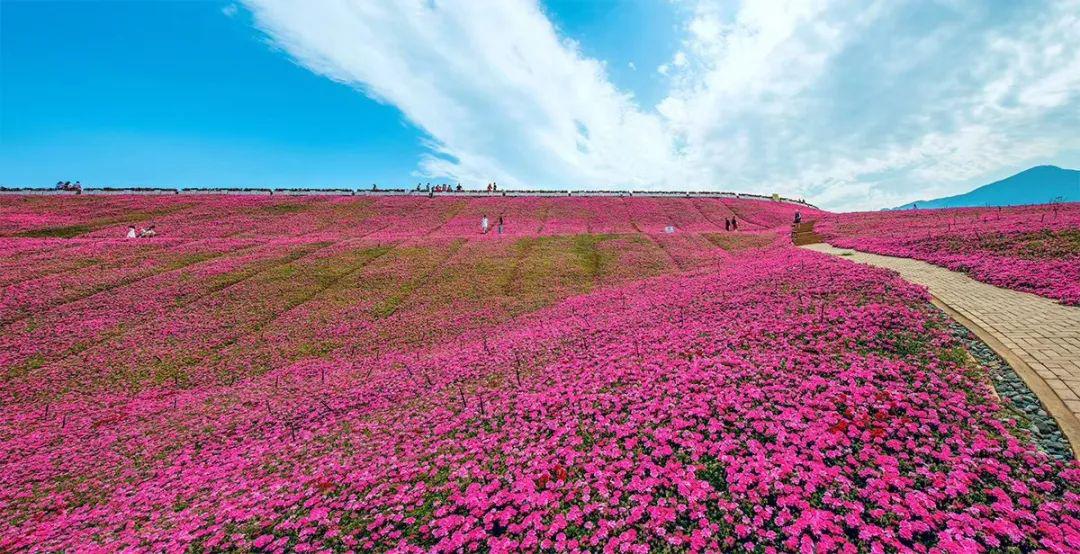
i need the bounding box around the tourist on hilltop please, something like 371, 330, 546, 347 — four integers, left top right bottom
55, 181, 65, 190
725, 218, 731, 231
731, 218, 738, 230
481, 214, 489, 234
497, 214, 504, 235
794, 211, 802, 224
456, 183, 462, 191
126, 225, 137, 239
486, 183, 492, 193
492, 182, 498, 192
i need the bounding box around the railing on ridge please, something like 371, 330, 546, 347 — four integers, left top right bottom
0, 186, 819, 209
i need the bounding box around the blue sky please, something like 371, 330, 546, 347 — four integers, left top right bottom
2, 1, 1079, 210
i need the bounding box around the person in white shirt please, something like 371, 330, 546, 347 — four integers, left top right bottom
126, 225, 137, 239
481, 214, 489, 234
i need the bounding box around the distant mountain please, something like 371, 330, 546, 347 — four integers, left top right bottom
893, 165, 1080, 210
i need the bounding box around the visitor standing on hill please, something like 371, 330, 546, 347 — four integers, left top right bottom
725, 218, 731, 231
794, 211, 802, 224
481, 214, 489, 234
497, 214, 504, 235
731, 218, 738, 230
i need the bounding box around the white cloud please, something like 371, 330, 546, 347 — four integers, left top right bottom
242, 0, 1080, 210
221, 3, 238, 18
243, 0, 683, 189
627, 61, 636, 71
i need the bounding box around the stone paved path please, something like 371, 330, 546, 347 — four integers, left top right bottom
802, 243, 1080, 454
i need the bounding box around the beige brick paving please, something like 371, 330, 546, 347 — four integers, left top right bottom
803, 243, 1080, 454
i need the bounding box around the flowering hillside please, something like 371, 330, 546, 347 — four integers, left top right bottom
0, 195, 1076, 552
817, 203, 1080, 305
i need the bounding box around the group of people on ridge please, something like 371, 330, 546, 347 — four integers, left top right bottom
54, 180, 82, 192
415, 183, 463, 192
724, 217, 739, 231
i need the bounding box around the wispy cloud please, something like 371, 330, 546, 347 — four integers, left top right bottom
242, 0, 1080, 210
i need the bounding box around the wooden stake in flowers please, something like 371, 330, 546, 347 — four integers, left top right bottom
456, 382, 467, 410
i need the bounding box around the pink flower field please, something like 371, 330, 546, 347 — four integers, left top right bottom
0, 194, 1077, 552
817, 203, 1080, 305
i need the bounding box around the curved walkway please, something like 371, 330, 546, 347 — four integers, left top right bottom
802, 243, 1080, 456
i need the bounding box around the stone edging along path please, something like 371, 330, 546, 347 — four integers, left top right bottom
801, 243, 1080, 460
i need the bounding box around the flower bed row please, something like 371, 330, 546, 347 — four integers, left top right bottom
2, 246, 1076, 552
816, 204, 1080, 305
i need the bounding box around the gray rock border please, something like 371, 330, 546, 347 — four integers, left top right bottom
947, 320, 1075, 461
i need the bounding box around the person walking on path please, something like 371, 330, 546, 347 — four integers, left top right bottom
481, 214, 490, 234
497, 214, 504, 235
794, 211, 802, 225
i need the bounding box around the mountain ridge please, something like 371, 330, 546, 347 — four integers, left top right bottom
893, 165, 1080, 210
